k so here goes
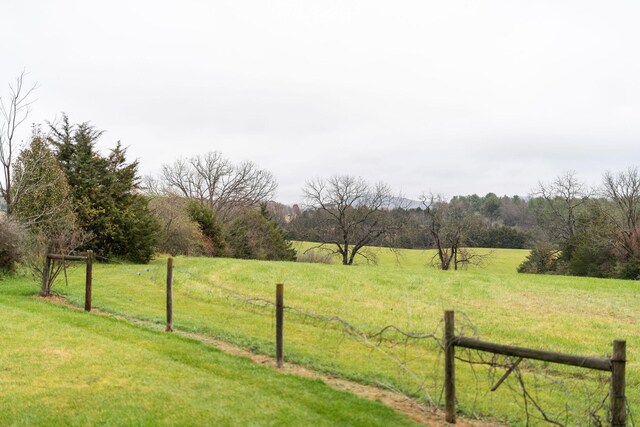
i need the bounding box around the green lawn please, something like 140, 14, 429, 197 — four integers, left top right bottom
32, 246, 640, 425
0, 276, 418, 426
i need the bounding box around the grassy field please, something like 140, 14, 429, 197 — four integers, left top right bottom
23, 245, 640, 425
294, 242, 529, 274
0, 276, 419, 426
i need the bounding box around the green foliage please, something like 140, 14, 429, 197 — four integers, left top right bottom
187, 200, 227, 256
11, 132, 77, 236
517, 242, 560, 274
152, 198, 295, 262
10, 132, 86, 289
49, 115, 159, 263
225, 206, 296, 261
289, 193, 536, 252
565, 202, 616, 277
113, 195, 159, 263
614, 258, 640, 280
468, 225, 530, 249
535, 198, 640, 280
481, 192, 501, 221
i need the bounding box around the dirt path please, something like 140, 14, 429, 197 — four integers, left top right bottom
40, 295, 504, 427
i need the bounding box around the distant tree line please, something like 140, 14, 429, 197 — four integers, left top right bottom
518, 170, 640, 280
285, 191, 535, 251
283, 172, 639, 278
0, 72, 637, 281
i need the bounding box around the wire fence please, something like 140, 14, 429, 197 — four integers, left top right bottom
51, 256, 636, 426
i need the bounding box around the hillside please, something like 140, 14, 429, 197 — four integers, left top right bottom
47, 247, 639, 425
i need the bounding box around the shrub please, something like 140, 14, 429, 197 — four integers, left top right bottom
186, 201, 227, 256
517, 242, 560, 274
149, 196, 205, 256
0, 216, 25, 273
225, 207, 296, 261
297, 249, 334, 264
613, 258, 640, 280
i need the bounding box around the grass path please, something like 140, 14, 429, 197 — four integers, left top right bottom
48, 292, 501, 427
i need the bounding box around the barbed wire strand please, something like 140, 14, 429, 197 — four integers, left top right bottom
66, 261, 626, 426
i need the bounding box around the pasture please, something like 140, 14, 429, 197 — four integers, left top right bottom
0, 276, 418, 426
48, 245, 639, 425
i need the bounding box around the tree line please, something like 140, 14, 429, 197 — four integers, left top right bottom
281, 170, 639, 279
0, 73, 294, 281
0, 118, 296, 271
517, 170, 640, 279
0, 72, 638, 281
279, 170, 639, 279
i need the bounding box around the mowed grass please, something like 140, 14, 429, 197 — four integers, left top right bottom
0, 276, 418, 426
53, 245, 639, 425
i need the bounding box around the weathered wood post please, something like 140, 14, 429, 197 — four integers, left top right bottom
611, 340, 626, 427
276, 283, 284, 368
40, 254, 51, 296
166, 257, 174, 332
444, 310, 456, 424
84, 250, 93, 311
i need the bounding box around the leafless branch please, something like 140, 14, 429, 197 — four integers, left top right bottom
0, 70, 37, 212
160, 152, 277, 221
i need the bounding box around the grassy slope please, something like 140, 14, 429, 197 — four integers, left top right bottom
52, 246, 639, 425
0, 277, 417, 427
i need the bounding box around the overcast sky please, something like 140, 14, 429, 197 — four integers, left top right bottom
2, 1, 639, 203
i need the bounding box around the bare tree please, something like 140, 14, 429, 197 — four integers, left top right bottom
420, 194, 487, 270
533, 171, 590, 249
148, 195, 205, 256
302, 175, 397, 265
0, 71, 37, 213
602, 167, 640, 261
141, 174, 165, 196
160, 151, 277, 221
30, 221, 91, 297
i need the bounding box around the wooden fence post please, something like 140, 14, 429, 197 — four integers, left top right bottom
84, 250, 93, 312
276, 283, 284, 368
611, 340, 626, 427
40, 255, 51, 296
166, 257, 174, 332
445, 310, 456, 424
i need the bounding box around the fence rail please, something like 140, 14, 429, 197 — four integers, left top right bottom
42, 251, 93, 311
444, 310, 627, 426
48, 257, 630, 426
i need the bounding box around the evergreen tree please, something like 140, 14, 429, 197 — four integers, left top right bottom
49, 115, 159, 263
225, 205, 296, 261
186, 201, 227, 256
